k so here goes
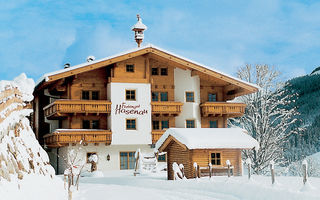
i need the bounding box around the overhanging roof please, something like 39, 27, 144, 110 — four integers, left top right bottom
35, 44, 259, 93
156, 128, 259, 152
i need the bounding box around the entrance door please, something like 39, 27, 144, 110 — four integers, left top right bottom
120, 152, 136, 170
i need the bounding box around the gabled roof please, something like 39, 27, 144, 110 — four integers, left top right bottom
155, 128, 259, 152
35, 44, 259, 93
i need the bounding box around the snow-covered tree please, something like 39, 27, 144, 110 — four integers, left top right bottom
229, 64, 301, 174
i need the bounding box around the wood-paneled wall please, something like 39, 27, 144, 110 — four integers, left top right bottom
167, 141, 192, 180
70, 68, 108, 100
200, 79, 224, 103
191, 149, 242, 176
68, 115, 108, 129
150, 58, 175, 101
201, 117, 226, 128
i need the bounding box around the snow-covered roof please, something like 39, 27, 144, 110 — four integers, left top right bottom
155, 128, 259, 151
35, 43, 259, 91
131, 17, 147, 30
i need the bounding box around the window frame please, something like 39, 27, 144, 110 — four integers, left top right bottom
210, 152, 222, 166
161, 120, 169, 130
160, 68, 168, 76
82, 90, 90, 100
92, 120, 100, 129
186, 119, 195, 128
126, 118, 137, 130
126, 64, 135, 73
209, 120, 218, 128
160, 92, 168, 101
185, 91, 195, 102
91, 91, 100, 100
82, 120, 91, 129
125, 90, 136, 101
120, 151, 136, 170
151, 92, 159, 101
208, 93, 217, 102
152, 120, 160, 130
151, 67, 159, 75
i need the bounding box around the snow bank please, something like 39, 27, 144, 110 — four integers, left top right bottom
0, 74, 66, 199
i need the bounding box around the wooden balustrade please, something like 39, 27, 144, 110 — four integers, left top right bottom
43, 100, 112, 118
152, 130, 166, 144
200, 102, 246, 117
43, 129, 112, 148
151, 102, 183, 116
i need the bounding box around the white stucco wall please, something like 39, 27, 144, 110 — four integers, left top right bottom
55, 144, 152, 173
174, 68, 201, 128
108, 82, 152, 145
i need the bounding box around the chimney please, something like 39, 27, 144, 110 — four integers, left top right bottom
87, 56, 95, 62
64, 63, 70, 69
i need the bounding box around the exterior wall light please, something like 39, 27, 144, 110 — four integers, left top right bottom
107, 154, 110, 161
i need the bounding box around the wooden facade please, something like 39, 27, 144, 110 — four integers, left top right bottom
159, 136, 243, 180
34, 45, 257, 148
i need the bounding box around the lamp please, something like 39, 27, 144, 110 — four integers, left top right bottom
107, 154, 110, 161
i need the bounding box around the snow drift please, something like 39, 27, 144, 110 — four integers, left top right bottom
0, 74, 66, 199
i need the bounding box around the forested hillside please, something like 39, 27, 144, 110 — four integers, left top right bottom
283, 72, 320, 162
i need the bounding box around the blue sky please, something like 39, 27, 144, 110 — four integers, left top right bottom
1, 0, 320, 82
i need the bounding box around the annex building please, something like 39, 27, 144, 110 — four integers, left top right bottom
33, 16, 259, 174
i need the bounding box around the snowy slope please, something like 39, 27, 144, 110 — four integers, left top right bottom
0, 74, 66, 200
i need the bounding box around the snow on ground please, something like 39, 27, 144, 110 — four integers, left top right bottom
0, 174, 66, 200
72, 171, 320, 200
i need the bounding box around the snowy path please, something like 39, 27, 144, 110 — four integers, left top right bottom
72, 171, 320, 200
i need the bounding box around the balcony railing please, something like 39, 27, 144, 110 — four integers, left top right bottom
43, 129, 112, 148
200, 102, 246, 117
43, 100, 111, 118
151, 102, 183, 116
152, 130, 166, 144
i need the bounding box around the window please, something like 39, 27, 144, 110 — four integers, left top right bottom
82, 91, 90, 100
152, 92, 159, 101
152, 121, 160, 130
82, 91, 99, 100
186, 92, 194, 102
126, 90, 136, 101
161, 120, 169, 129
157, 154, 166, 162
126, 64, 134, 72
91, 91, 99, 100
208, 93, 217, 102
186, 120, 195, 128
126, 119, 136, 130
160, 68, 168, 76
120, 152, 136, 169
209, 120, 218, 128
87, 152, 97, 163
211, 152, 221, 165
160, 92, 168, 101
83, 120, 90, 129
151, 68, 158, 75
92, 120, 100, 129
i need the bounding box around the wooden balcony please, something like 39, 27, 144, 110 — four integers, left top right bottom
200, 102, 246, 117
152, 130, 166, 144
151, 102, 183, 116
43, 100, 111, 118
43, 129, 112, 148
